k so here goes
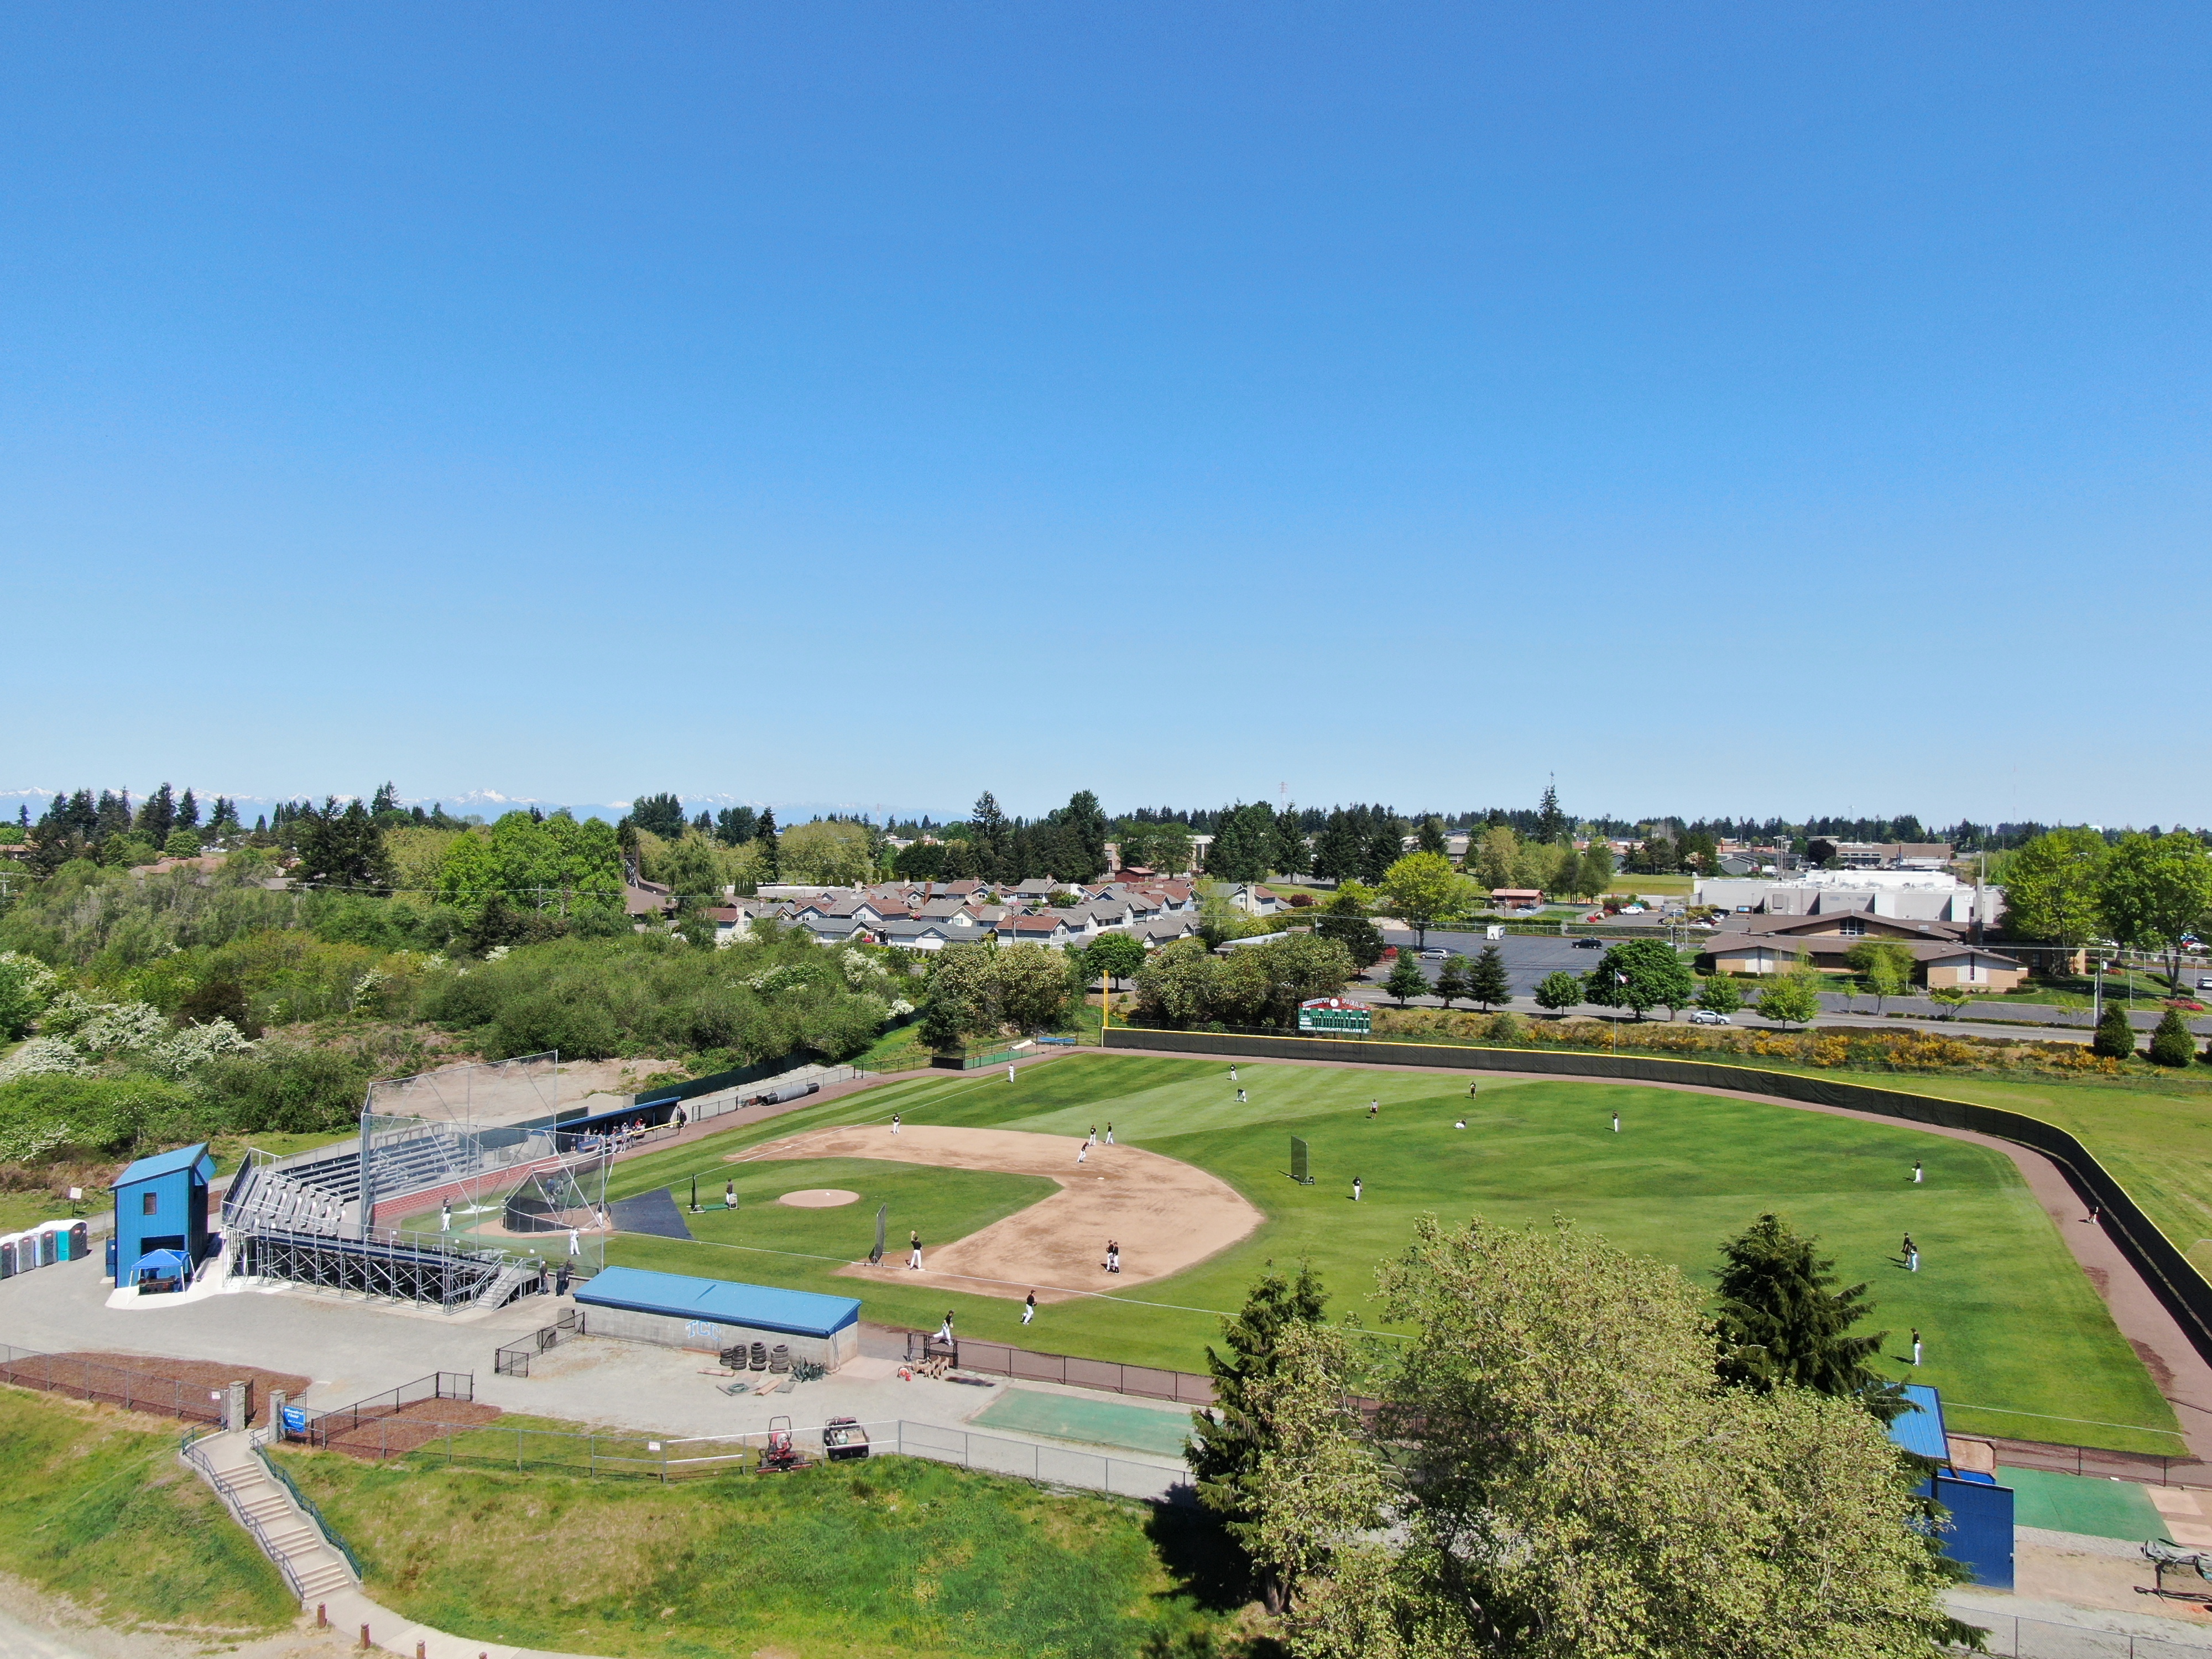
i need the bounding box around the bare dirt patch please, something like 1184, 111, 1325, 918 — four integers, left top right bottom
742, 1124, 1264, 1303
317, 1395, 504, 1460
7, 1353, 311, 1428
777, 1188, 860, 1208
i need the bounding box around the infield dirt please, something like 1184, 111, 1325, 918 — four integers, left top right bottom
738, 1124, 1264, 1301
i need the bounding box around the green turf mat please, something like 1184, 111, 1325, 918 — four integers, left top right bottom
2001, 1465, 2167, 1541
971, 1387, 1193, 1458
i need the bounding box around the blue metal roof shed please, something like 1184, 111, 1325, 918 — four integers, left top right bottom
111, 1142, 216, 1280
576, 1266, 860, 1339
1886, 1384, 1949, 1462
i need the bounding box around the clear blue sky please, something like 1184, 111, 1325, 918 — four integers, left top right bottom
4, 4, 2206, 827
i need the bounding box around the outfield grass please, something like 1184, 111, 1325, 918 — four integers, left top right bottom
599, 1053, 2178, 1454
0, 1385, 297, 1634
1892, 1072, 2212, 1276
278, 1442, 1248, 1659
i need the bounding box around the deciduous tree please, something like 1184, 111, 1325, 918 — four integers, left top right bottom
1696, 973, 1744, 1016
1585, 938, 1695, 1020
2150, 1008, 2196, 1068
1379, 852, 1471, 946
1756, 966, 1824, 1027
2100, 832, 2212, 992
1250, 1217, 1964, 1658
1533, 969, 1583, 1015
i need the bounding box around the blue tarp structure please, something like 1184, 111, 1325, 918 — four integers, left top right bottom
575, 1265, 860, 1338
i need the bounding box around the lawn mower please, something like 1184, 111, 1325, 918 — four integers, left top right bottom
757, 1415, 811, 1475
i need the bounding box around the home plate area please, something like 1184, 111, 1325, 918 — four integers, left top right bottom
740, 1123, 1263, 1301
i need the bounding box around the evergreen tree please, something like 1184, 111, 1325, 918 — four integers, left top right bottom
1533, 969, 1584, 1015
369, 781, 400, 817
1359, 811, 1405, 883
969, 791, 1010, 881
1416, 815, 1449, 856
95, 790, 132, 843
713, 806, 758, 846
1536, 781, 1567, 845
135, 782, 178, 843
1186, 1261, 1329, 1613
1432, 954, 1474, 1009
175, 788, 200, 831
2150, 1007, 2196, 1068
1467, 943, 1513, 1012
1312, 808, 1364, 883
2092, 1001, 2137, 1060
1060, 789, 1111, 881
1714, 1213, 1902, 1419
1272, 802, 1308, 878
1385, 949, 1431, 1005
293, 796, 395, 889
755, 808, 781, 882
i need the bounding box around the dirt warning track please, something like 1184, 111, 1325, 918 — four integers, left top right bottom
739, 1124, 1265, 1301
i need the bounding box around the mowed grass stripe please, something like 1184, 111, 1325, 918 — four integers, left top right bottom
608, 1054, 2179, 1453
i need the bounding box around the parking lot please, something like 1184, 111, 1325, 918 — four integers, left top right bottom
1373, 927, 1623, 996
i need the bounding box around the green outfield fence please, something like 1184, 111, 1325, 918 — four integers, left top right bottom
1102, 1025, 2212, 1378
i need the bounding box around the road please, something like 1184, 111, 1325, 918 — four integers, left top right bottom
1355, 933, 2105, 1045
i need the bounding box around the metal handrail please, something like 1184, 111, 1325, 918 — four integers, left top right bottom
179, 1431, 306, 1603
256, 1444, 365, 1581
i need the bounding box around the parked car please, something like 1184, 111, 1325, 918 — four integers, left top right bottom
2195, 975, 2212, 992
1418, 948, 1449, 960
1573, 937, 1606, 950
1688, 1010, 1733, 1026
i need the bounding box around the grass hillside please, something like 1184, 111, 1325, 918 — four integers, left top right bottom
279, 1442, 1250, 1659
0, 1385, 296, 1635
604, 1053, 2178, 1454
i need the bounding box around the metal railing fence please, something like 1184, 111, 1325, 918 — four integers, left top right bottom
907, 1332, 1216, 1407
180, 1428, 305, 1602
1953, 1611, 2212, 1657
1, 1343, 233, 1426
267, 1414, 1190, 1502
252, 1437, 366, 1580
494, 1309, 583, 1377
288, 1371, 473, 1450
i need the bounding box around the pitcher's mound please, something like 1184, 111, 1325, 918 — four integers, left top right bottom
779, 1188, 861, 1208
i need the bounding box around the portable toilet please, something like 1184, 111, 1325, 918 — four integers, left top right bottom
64, 1219, 88, 1260
34, 1220, 72, 1263
0, 1233, 17, 1278
33, 1228, 55, 1267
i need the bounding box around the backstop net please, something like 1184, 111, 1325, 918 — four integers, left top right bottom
355, 1051, 611, 1272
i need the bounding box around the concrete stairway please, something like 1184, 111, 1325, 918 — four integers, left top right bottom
184, 1429, 358, 1604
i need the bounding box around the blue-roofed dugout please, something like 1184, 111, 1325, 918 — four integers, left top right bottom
111, 1142, 217, 1287
1886, 1383, 2015, 1590
575, 1266, 862, 1369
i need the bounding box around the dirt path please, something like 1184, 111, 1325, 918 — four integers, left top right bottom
739, 1123, 1264, 1303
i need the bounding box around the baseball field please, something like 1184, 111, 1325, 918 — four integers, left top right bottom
602, 1051, 2181, 1454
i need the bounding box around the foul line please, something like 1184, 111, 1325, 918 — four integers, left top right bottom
1944, 1402, 2188, 1439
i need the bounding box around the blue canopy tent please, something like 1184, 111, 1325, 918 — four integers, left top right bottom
128, 1248, 191, 1292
